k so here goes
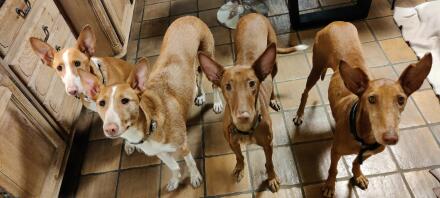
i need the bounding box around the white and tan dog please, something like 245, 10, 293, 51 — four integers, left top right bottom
79, 16, 215, 191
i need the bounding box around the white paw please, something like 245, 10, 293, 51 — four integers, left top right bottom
213, 102, 223, 114
166, 177, 180, 191
194, 94, 206, 106
124, 143, 135, 155
190, 171, 203, 188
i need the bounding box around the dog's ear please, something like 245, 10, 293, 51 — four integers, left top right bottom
76, 24, 96, 57
127, 57, 149, 93
252, 43, 276, 81
29, 37, 56, 66
78, 70, 102, 101
399, 53, 432, 96
339, 60, 370, 96
198, 52, 224, 86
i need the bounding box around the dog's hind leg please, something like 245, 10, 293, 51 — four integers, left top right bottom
269, 62, 281, 111
194, 66, 206, 106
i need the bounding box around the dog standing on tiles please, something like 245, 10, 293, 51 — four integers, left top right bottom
79, 16, 217, 191
198, 13, 307, 192
293, 21, 432, 197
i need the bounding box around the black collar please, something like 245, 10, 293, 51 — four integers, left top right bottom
349, 101, 381, 164
231, 114, 262, 135
126, 119, 157, 145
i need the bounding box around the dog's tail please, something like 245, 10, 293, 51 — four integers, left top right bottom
276, 44, 309, 54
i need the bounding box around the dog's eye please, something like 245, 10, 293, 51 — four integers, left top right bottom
397, 95, 405, 105
57, 65, 63, 71
74, 60, 81, 67
99, 100, 106, 107
249, 80, 256, 88
121, 98, 129, 104
225, 83, 232, 91
368, 95, 376, 104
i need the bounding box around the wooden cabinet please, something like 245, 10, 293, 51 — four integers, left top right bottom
57, 0, 135, 57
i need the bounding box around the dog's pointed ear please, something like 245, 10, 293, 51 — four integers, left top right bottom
127, 57, 150, 93
198, 52, 224, 86
78, 70, 102, 101
76, 24, 96, 57
29, 37, 56, 66
399, 53, 432, 96
339, 60, 370, 96
252, 43, 276, 81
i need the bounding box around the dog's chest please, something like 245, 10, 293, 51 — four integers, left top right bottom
136, 140, 177, 156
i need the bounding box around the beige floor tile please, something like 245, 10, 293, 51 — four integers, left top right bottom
126, 40, 138, 61
412, 90, 440, 124
367, 16, 401, 40
198, 0, 224, 10
266, 0, 289, 16
140, 18, 169, 38
129, 21, 141, 40
390, 127, 440, 169
277, 32, 299, 48
88, 116, 106, 141
353, 21, 375, 43
370, 65, 397, 79
146, 0, 169, 5
170, 0, 197, 15
432, 125, 440, 143
76, 172, 118, 198
276, 54, 310, 82
143, 2, 170, 20
81, 139, 122, 174
344, 148, 398, 176
298, 27, 321, 52
120, 149, 161, 169
138, 36, 163, 57
404, 169, 440, 198
204, 122, 237, 156
304, 179, 355, 198
117, 166, 160, 198
284, 107, 333, 143
319, 0, 351, 6
255, 187, 303, 198
270, 113, 290, 146
132, 1, 144, 22
248, 146, 300, 189
268, 14, 291, 34
317, 75, 331, 104
380, 38, 417, 64
170, 12, 197, 23
160, 160, 204, 197
223, 193, 253, 198
356, 174, 411, 198
211, 26, 231, 45
325, 105, 336, 130
362, 42, 389, 67
367, 0, 393, 19
293, 140, 349, 183
276, 79, 322, 110
199, 9, 220, 27
393, 62, 431, 90
205, 154, 251, 196
215, 44, 234, 66
399, 99, 426, 129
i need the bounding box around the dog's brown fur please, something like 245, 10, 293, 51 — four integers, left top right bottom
198, 13, 306, 192
293, 21, 432, 197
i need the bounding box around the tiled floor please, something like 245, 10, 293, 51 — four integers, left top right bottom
75, 0, 440, 197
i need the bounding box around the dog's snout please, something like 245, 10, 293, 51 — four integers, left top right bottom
382, 132, 398, 145
67, 86, 78, 96
237, 111, 250, 121
104, 123, 119, 137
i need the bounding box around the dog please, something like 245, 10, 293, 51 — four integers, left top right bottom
292, 21, 432, 197
78, 16, 216, 191
198, 13, 307, 192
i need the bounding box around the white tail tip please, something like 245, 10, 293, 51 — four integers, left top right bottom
294, 44, 309, 51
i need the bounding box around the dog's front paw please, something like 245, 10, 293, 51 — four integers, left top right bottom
232, 165, 244, 182
213, 101, 223, 114
352, 175, 369, 190
267, 177, 280, 192
269, 99, 281, 112
321, 183, 335, 198
124, 143, 135, 155
293, 115, 303, 126
190, 170, 203, 188
166, 177, 180, 192
194, 94, 206, 106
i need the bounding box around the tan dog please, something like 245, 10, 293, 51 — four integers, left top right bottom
293, 21, 432, 197
198, 13, 307, 192
79, 16, 215, 191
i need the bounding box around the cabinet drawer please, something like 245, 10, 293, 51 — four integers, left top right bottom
0, 0, 37, 57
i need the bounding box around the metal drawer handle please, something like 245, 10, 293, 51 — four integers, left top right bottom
15, 0, 31, 18
42, 25, 49, 42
